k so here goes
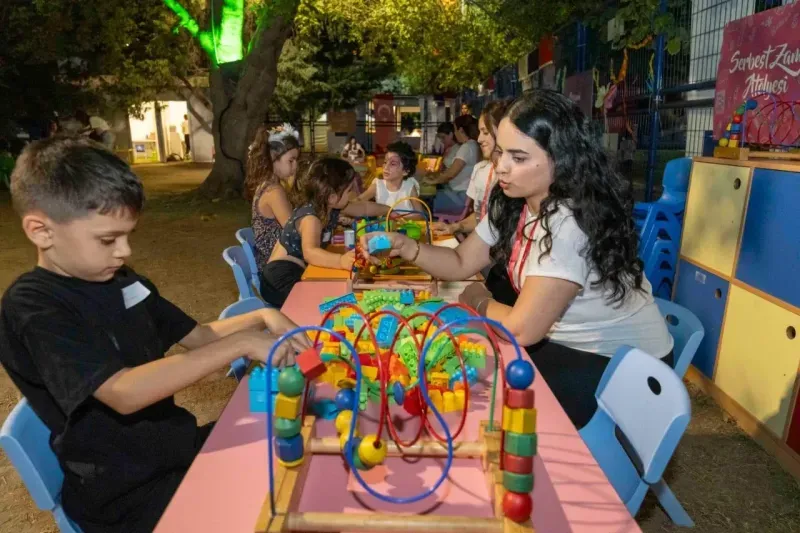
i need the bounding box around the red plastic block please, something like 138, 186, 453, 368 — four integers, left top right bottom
503, 452, 533, 474
504, 388, 535, 409
296, 347, 327, 380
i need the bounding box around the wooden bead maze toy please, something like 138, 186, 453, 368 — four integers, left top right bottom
255, 294, 539, 533
349, 196, 437, 294
715, 92, 800, 161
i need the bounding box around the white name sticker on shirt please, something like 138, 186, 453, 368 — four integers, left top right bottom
122, 281, 151, 309
322, 231, 331, 243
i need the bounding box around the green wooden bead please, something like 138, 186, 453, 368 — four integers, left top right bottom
278, 367, 305, 397
503, 471, 534, 493
274, 416, 302, 438
504, 431, 537, 457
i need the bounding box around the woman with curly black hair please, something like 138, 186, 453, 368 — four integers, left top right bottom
360, 90, 672, 428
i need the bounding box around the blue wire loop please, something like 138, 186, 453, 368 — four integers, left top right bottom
264, 316, 525, 514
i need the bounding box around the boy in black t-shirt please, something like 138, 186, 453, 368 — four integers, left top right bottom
0, 136, 310, 533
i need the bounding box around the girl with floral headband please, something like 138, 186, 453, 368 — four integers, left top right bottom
243, 123, 301, 274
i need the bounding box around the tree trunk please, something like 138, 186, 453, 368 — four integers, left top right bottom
198, 10, 296, 199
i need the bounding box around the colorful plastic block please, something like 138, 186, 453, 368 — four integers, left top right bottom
429, 372, 449, 388
503, 453, 534, 474
275, 434, 304, 465
296, 346, 327, 380
319, 293, 357, 314
503, 471, 533, 493
502, 406, 536, 434
428, 389, 443, 412
376, 316, 399, 349
275, 393, 302, 419
274, 416, 302, 438
443, 391, 457, 412
502, 492, 533, 523
362, 366, 378, 380
505, 388, 535, 409
504, 431, 537, 457
454, 389, 465, 410
367, 234, 393, 256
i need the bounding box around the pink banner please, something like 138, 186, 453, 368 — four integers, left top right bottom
714, 2, 800, 145
372, 95, 396, 154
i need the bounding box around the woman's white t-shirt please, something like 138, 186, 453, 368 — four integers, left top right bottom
448, 140, 481, 192
466, 161, 495, 219
376, 178, 420, 213
474, 204, 673, 358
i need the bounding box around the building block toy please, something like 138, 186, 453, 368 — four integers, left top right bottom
296, 346, 327, 380
375, 315, 399, 348
502, 406, 537, 434
319, 293, 358, 314
367, 234, 393, 256
275, 393, 302, 419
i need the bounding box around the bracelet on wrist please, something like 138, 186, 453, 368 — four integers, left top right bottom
476, 297, 492, 316
410, 239, 422, 263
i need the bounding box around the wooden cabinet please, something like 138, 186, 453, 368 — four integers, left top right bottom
681, 162, 751, 277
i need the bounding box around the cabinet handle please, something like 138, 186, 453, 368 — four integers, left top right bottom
733, 178, 742, 190
714, 289, 722, 299
788, 326, 796, 340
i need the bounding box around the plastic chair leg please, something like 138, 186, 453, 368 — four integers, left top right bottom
230, 357, 248, 382
651, 478, 694, 527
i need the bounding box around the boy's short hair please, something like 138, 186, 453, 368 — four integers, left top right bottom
386, 141, 417, 178
11, 136, 144, 222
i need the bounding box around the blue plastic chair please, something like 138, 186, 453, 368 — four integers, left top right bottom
655, 298, 705, 379
634, 157, 692, 216
235, 228, 261, 294
219, 297, 267, 381
222, 246, 257, 300
580, 346, 694, 527
0, 399, 82, 533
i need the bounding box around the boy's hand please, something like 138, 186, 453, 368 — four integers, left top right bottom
340, 250, 355, 270
358, 232, 415, 263
261, 309, 311, 353
238, 330, 296, 367
432, 221, 453, 236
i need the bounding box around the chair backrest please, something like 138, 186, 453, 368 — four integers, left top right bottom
658, 157, 692, 206
655, 298, 705, 378
0, 399, 63, 510
222, 246, 255, 300
594, 346, 691, 484
220, 297, 267, 380
235, 228, 261, 292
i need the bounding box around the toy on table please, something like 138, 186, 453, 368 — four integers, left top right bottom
714, 93, 800, 161
254, 293, 540, 533
367, 234, 392, 257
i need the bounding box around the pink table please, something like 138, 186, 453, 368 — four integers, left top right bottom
156, 282, 641, 533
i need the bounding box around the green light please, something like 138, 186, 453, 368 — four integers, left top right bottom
217, 0, 245, 63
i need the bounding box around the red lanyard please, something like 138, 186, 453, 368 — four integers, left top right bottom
507, 205, 538, 294
479, 166, 494, 220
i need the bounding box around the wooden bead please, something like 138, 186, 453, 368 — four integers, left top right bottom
274, 416, 302, 439
504, 388, 534, 409
502, 491, 532, 522
502, 406, 536, 434
339, 431, 359, 452
296, 346, 327, 380
357, 434, 387, 467
506, 360, 534, 390
335, 388, 357, 411
504, 432, 537, 457
274, 393, 301, 419
275, 434, 304, 465
277, 367, 305, 397
503, 471, 534, 493
335, 409, 355, 434
503, 453, 534, 474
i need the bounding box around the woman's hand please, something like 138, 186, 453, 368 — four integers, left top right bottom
458, 282, 492, 312
339, 250, 356, 270
358, 232, 416, 262
432, 221, 454, 237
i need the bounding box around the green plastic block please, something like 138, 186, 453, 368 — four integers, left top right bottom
503, 471, 534, 493
443, 358, 462, 375
465, 352, 486, 369
504, 431, 537, 457
274, 416, 302, 438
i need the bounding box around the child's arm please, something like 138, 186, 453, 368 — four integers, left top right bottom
356, 182, 377, 202
343, 201, 390, 218
179, 308, 311, 353
260, 186, 293, 226
95, 330, 293, 415
298, 215, 355, 270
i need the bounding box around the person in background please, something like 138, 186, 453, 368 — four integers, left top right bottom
461, 103, 473, 117
619, 132, 636, 183
243, 123, 301, 274
341, 136, 365, 163
360, 90, 672, 429
76, 110, 115, 151
357, 141, 420, 215
424, 114, 481, 214
182, 114, 191, 159
435, 122, 459, 166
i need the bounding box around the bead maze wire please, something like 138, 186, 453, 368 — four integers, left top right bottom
264, 311, 528, 515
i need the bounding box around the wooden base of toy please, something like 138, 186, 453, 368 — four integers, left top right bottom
714, 146, 800, 161
255, 417, 534, 533
348, 269, 438, 295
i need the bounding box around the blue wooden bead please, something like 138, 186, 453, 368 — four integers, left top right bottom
746, 98, 758, 110
275, 434, 304, 463
335, 388, 357, 411
506, 360, 535, 390
392, 382, 405, 404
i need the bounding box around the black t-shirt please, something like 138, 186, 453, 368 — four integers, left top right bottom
0, 266, 201, 532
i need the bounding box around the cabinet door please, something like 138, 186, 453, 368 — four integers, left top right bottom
681, 163, 750, 277
673, 260, 729, 379
715, 286, 800, 437
736, 168, 800, 309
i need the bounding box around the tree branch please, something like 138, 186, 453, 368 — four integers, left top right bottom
162, 0, 216, 62
177, 75, 213, 133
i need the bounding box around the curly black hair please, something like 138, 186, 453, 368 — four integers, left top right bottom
487, 90, 643, 305
386, 140, 417, 177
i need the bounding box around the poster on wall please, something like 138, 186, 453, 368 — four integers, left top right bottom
714, 2, 800, 144
563, 71, 594, 118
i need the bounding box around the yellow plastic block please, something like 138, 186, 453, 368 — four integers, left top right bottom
357, 341, 376, 353
362, 366, 378, 380
454, 389, 465, 410
340, 308, 353, 318
428, 390, 444, 412
396, 375, 409, 387
323, 342, 339, 354
430, 372, 449, 388
346, 333, 356, 345
502, 406, 536, 434
275, 393, 302, 419
443, 391, 457, 412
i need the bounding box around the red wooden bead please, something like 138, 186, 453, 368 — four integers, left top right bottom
403, 387, 424, 415
733, 114, 743, 124
296, 347, 327, 380
504, 388, 535, 409
503, 453, 534, 474
502, 491, 533, 522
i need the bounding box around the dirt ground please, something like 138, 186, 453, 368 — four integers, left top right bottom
0, 163, 798, 532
